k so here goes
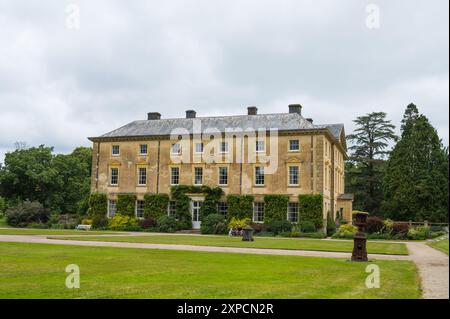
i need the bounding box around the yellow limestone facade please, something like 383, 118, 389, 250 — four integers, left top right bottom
89, 105, 353, 229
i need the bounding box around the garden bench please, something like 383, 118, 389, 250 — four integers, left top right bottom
76, 224, 92, 231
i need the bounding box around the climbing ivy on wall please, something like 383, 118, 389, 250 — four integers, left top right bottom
88, 193, 107, 217
227, 195, 254, 220
116, 194, 137, 217
298, 194, 324, 228
263, 195, 289, 224
143, 194, 169, 219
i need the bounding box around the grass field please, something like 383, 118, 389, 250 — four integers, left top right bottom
0, 242, 420, 299
50, 234, 409, 255
0, 228, 117, 236
428, 238, 449, 255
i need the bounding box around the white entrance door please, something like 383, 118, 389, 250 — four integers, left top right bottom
191, 201, 202, 230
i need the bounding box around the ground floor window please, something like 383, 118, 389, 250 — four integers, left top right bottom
287, 202, 299, 223
108, 200, 117, 218
253, 202, 265, 223
217, 202, 228, 217
168, 201, 177, 218
136, 200, 145, 218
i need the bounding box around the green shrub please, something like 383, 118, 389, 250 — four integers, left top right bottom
299, 221, 316, 233
278, 231, 292, 238
156, 215, 178, 233
255, 231, 275, 237
88, 193, 107, 217
28, 222, 48, 229
6, 201, 49, 227
0, 196, 6, 216
227, 195, 254, 219
290, 230, 301, 237
138, 217, 156, 230
264, 195, 289, 224
332, 224, 358, 239
383, 219, 394, 233
143, 194, 169, 219
326, 212, 336, 236
301, 232, 327, 239
116, 194, 137, 217
407, 226, 431, 240
298, 194, 323, 229
267, 220, 292, 235
367, 233, 392, 240
92, 215, 108, 229
81, 219, 93, 225
201, 214, 228, 235
108, 214, 138, 231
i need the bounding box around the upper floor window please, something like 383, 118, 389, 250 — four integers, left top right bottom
112, 145, 120, 156
287, 203, 299, 223
195, 143, 204, 154
171, 143, 181, 155
136, 200, 145, 218
253, 202, 265, 223
194, 167, 203, 185
256, 140, 265, 153
255, 166, 265, 186
219, 141, 228, 154
171, 167, 180, 185
288, 166, 299, 186
140, 144, 148, 156
108, 200, 117, 218
110, 168, 119, 186
138, 167, 147, 186
219, 167, 228, 186
289, 140, 300, 152
217, 202, 228, 217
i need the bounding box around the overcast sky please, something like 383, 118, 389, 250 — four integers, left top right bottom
0, 0, 448, 163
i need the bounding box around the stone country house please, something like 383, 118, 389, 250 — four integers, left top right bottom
88, 104, 353, 230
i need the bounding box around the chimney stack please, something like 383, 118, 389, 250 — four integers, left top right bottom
147, 112, 161, 120
186, 110, 196, 118
289, 104, 302, 115
247, 106, 258, 116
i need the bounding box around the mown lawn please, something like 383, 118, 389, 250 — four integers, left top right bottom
0, 242, 420, 299
0, 228, 117, 236
428, 238, 449, 255
50, 234, 409, 255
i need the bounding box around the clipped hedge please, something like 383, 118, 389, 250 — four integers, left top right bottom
227, 195, 254, 219
116, 194, 137, 217
298, 194, 323, 229
264, 195, 289, 224
88, 193, 107, 217
144, 194, 169, 219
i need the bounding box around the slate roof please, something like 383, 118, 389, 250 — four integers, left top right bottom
91, 113, 345, 143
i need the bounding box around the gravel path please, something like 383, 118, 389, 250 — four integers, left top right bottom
0, 234, 409, 260
406, 242, 449, 299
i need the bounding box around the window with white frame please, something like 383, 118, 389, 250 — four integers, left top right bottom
219, 141, 228, 154
195, 142, 204, 154
256, 140, 265, 152
217, 202, 228, 217
287, 203, 299, 223
171, 167, 180, 185
288, 166, 299, 186
289, 140, 300, 151
108, 200, 117, 218
110, 168, 119, 185
136, 200, 145, 218
253, 202, 264, 223
171, 143, 181, 155
140, 144, 148, 156
255, 166, 265, 185
112, 145, 120, 156
219, 167, 228, 185
194, 167, 203, 185
168, 201, 177, 218
138, 167, 147, 185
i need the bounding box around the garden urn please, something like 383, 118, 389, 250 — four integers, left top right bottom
242, 225, 255, 242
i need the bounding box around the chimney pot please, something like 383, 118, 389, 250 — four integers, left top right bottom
289, 104, 302, 115
147, 112, 161, 120
247, 106, 258, 115
186, 110, 196, 118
